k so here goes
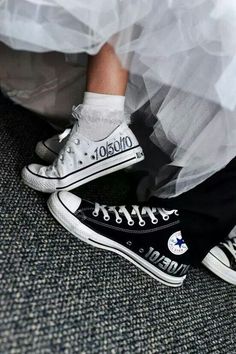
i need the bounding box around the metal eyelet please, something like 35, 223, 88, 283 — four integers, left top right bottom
139, 220, 145, 226
104, 216, 110, 221
128, 220, 134, 226
92, 211, 98, 217
127, 241, 132, 246
152, 219, 158, 224
116, 218, 122, 224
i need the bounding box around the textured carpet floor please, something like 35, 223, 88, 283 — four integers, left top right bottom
0, 95, 236, 354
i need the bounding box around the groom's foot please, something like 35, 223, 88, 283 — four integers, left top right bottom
35, 128, 72, 164
22, 118, 144, 193
202, 236, 236, 285
48, 191, 191, 287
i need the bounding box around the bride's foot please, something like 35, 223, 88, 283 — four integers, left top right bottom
22, 106, 144, 193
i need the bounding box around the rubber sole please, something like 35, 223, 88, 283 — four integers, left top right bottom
202, 252, 236, 285
47, 192, 186, 287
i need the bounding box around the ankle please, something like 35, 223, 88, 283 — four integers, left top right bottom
83, 91, 125, 111
76, 103, 128, 141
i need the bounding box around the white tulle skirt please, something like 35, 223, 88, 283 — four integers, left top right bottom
1, 0, 236, 197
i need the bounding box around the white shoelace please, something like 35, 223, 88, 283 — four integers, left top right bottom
48, 136, 80, 170
58, 128, 72, 143
56, 105, 80, 144
71, 104, 82, 120
50, 107, 84, 168
56, 106, 81, 162
45, 110, 82, 172
57, 135, 81, 164
221, 238, 236, 259
92, 203, 178, 226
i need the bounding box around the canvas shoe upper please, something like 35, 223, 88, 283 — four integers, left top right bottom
202, 237, 236, 285
48, 191, 191, 287
22, 118, 144, 193
35, 128, 72, 164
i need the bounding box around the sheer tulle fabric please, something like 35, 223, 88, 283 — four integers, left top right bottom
1, 0, 236, 197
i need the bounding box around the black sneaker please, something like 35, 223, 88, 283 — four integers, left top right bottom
48, 191, 191, 287
202, 237, 236, 285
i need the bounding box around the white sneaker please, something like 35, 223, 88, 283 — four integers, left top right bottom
22, 122, 144, 193
202, 237, 236, 285
35, 128, 71, 164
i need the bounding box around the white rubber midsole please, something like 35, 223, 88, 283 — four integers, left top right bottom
48, 192, 186, 287
202, 253, 236, 285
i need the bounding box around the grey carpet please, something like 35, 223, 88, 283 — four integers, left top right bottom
0, 95, 236, 354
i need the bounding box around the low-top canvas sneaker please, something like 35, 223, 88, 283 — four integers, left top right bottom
48, 191, 191, 287
22, 120, 144, 193
202, 237, 236, 285
35, 128, 71, 163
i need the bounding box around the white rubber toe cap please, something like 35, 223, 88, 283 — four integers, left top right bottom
21, 164, 56, 193
22, 163, 47, 180
57, 191, 82, 213
207, 246, 230, 267
26, 163, 44, 174
21, 164, 41, 185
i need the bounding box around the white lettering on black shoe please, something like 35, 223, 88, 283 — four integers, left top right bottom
202, 237, 236, 285
47, 191, 191, 287
22, 118, 144, 193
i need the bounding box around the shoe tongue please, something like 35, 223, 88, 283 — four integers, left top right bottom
118, 205, 134, 212
75, 199, 94, 214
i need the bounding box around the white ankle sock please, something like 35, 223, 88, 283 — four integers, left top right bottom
77, 92, 127, 141
83, 92, 125, 111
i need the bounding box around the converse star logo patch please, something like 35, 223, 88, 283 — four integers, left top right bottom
168, 231, 188, 255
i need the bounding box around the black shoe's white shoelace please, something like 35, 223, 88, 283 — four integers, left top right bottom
92, 203, 179, 226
